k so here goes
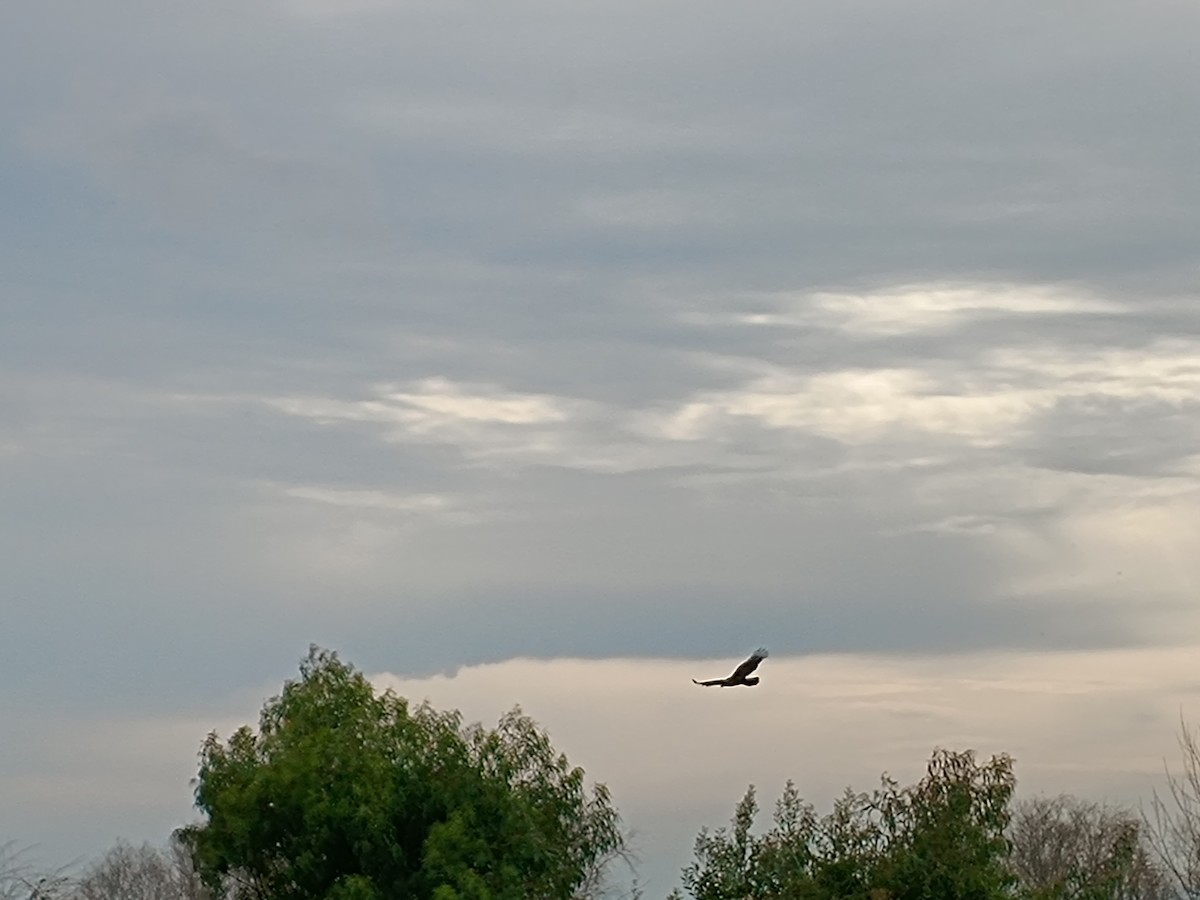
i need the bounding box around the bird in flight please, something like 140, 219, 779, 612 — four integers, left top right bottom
693, 647, 769, 687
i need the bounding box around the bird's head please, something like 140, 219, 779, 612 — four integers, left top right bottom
744, 676, 760, 686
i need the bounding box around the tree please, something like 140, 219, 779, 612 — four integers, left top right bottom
1009, 795, 1171, 900
178, 645, 625, 900
1146, 715, 1200, 898
72, 838, 214, 900
0, 843, 72, 900
678, 748, 1017, 900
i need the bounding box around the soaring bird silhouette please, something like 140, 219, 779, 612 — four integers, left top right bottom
692, 647, 769, 687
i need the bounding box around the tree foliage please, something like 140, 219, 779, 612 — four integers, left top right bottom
677, 749, 1017, 900
178, 646, 624, 900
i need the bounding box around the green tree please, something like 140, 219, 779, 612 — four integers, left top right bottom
872, 749, 1015, 900
178, 646, 625, 900
678, 749, 1017, 900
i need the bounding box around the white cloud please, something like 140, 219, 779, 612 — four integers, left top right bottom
269, 377, 572, 432
264, 378, 697, 474
990, 341, 1200, 404
682, 283, 1125, 335
652, 366, 1035, 447
277, 484, 454, 513
641, 323, 1200, 475
749, 283, 1124, 336
386, 377, 569, 425
257, 313, 1200, 500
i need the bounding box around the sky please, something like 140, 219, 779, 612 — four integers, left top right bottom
2, 0, 1199, 893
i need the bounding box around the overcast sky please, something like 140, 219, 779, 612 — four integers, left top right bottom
3, 0, 1199, 893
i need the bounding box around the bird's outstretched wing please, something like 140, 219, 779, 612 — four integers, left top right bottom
729, 647, 769, 681
692, 678, 726, 687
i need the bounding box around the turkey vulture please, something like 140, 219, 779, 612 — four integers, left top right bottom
692, 647, 769, 687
